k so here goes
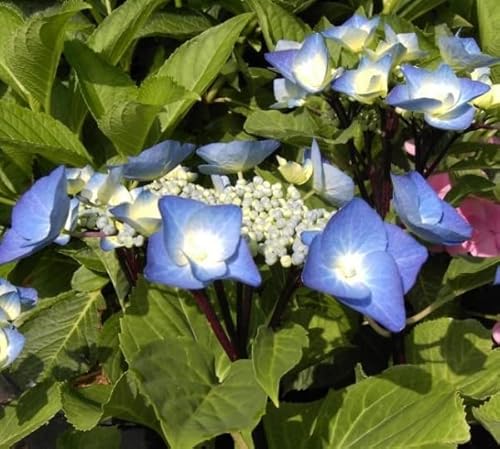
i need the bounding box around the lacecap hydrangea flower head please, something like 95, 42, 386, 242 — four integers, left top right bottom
301, 198, 427, 332
144, 196, 261, 289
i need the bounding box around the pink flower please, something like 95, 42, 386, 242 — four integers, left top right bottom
403, 139, 416, 156
493, 322, 500, 346
427, 173, 500, 257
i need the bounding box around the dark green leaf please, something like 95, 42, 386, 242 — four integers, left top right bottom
138, 10, 213, 39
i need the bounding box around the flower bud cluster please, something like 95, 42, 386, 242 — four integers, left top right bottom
146, 168, 332, 267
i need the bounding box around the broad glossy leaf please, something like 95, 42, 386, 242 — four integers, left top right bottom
473, 392, 500, 444
2, 0, 90, 111
445, 256, 500, 296
252, 324, 308, 406
0, 381, 62, 448
157, 13, 253, 135
98, 313, 124, 383
0, 101, 92, 166
0, 4, 24, 89
246, 0, 310, 50
138, 10, 213, 39
71, 266, 109, 292
56, 427, 121, 449
406, 318, 500, 399
131, 338, 267, 449
10, 290, 105, 386
88, 0, 165, 65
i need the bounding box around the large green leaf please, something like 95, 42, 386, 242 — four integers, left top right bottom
0, 4, 24, 89
57, 427, 121, 449
478, 0, 500, 82
473, 392, 500, 444
88, 0, 165, 65
245, 0, 310, 50
2, 0, 90, 112
131, 338, 267, 449
157, 13, 254, 135
313, 365, 469, 448
252, 324, 308, 406
138, 10, 213, 39
0, 381, 62, 448
445, 256, 500, 296
10, 290, 105, 386
406, 318, 500, 399
98, 313, 124, 383
0, 101, 92, 166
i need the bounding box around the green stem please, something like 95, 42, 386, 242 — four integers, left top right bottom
236, 285, 252, 358
302, 190, 315, 201
213, 280, 238, 348
406, 297, 452, 325
269, 268, 301, 329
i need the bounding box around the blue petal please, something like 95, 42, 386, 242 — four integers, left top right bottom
224, 238, 262, 287
494, 267, 500, 285
12, 166, 68, 243
16, 287, 38, 308
188, 257, 227, 282
0, 291, 21, 321
391, 173, 425, 225
384, 223, 428, 294
291, 33, 329, 93
340, 250, 405, 332
302, 231, 371, 300
458, 78, 491, 104
264, 49, 298, 83
0, 325, 25, 367
301, 230, 321, 246
120, 140, 195, 181
432, 201, 472, 245
321, 163, 355, 205
408, 171, 444, 225
0, 229, 43, 265
144, 229, 204, 290
424, 104, 475, 131
386, 87, 442, 112
331, 70, 357, 96
310, 139, 324, 193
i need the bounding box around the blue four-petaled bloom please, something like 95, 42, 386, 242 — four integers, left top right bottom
438, 35, 500, 71
0, 166, 73, 265
323, 14, 380, 53
197, 140, 280, 175
264, 33, 333, 94
391, 171, 472, 245
302, 198, 427, 332
116, 140, 196, 181
144, 196, 261, 289
386, 64, 490, 130
332, 54, 393, 104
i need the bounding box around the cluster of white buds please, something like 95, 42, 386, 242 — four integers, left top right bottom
146, 170, 332, 267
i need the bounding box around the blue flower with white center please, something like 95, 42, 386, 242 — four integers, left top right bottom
109, 188, 161, 236
264, 33, 334, 93
437, 35, 500, 71
80, 167, 131, 207
302, 198, 427, 332
323, 14, 380, 53
0, 324, 24, 369
0, 166, 72, 265
197, 140, 280, 175
332, 54, 393, 104
271, 78, 309, 109
386, 64, 490, 130
307, 139, 354, 205
368, 25, 426, 64
0, 279, 37, 322
391, 171, 472, 245
144, 196, 261, 290
114, 140, 196, 181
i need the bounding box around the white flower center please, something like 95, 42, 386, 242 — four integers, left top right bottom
183, 230, 223, 263
335, 253, 362, 280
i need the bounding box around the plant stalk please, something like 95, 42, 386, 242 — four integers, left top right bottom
213, 280, 238, 347
269, 268, 301, 329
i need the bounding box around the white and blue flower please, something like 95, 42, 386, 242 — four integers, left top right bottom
323, 14, 380, 53
144, 196, 261, 289
302, 198, 427, 332
368, 25, 426, 63
0, 279, 37, 322
386, 64, 490, 130
80, 167, 131, 207
332, 54, 393, 104
438, 35, 500, 71
0, 324, 24, 370
391, 171, 472, 245
271, 78, 309, 109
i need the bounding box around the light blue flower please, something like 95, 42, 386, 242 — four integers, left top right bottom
368, 25, 426, 63
197, 140, 280, 175
264, 33, 334, 93
386, 64, 490, 130
302, 198, 427, 332
66, 165, 94, 195
332, 54, 393, 104
0, 166, 72, 265
307, 139, 354, 205
437, 35, 500, 71
391, 171, 472, 245
0, 324, 24, 369
271, 78, 309, 109
115, 140, 196, 181
323, 14, 380, 53
109, 188, 161, 236
0, 279, 37, 322
144, 196, 261, 289
80, 167, 131, 207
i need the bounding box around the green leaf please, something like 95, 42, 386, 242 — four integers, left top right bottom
478, 0, 500, 83
137, 10, 213, 39
10, 290, 105, 386
88, 0, 165, 65
2, 0, 90, 112
0, 381, 62, 448
472, 392, 500, 444
131, 338, 267, 449
313, 365, 470, 448
0, 4, 24, 89
103, 372, 162, 435
119, 278, 224, 364
245, 0, 310, 50
71, 266, 109, 292
445, 256, 499, 296
157, 13, 254, 135
98, 313, 124, 383
137, 75, 200, 106
252, 324, 308, 406
406, 318, 500, 399
61, 383, 113, 431
394, 0, 448, 21
0, 101, 92, 166
57, 427, 121, 449
444, 174, 496, 205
